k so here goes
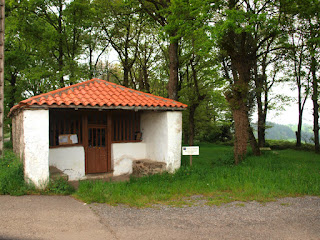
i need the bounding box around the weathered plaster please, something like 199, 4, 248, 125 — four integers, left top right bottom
141, 111, 182, 172
166, 112, 183, 171
49, 146, 85, 181
12, 111, 24, 160
112, 142, 146, 176
141, 112, 168, 162
23, 110, 49, 187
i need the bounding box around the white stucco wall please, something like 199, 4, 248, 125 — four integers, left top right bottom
166, 112, 183, 171
14, 109, 182, 184
112, 142, 146, 176
23, 110, 49, 188
141, 111, 182, 172
49, 146, 85, 180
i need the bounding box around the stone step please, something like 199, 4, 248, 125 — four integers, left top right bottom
49, 166, 68, 181
132, 159, 166, 177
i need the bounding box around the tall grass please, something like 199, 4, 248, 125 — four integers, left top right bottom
0, 147, 75, 196
0, 150, 27, 195
75, 144, 320, 206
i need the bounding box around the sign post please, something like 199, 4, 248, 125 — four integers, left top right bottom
182, 146, 199, 166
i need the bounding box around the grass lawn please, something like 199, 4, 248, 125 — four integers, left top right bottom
75, 143, 320, 207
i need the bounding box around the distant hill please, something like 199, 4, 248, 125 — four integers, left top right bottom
258, 122, 314, 143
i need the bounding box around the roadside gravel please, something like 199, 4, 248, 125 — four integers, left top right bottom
90, 196, 320, 240
0, 195, 319, 240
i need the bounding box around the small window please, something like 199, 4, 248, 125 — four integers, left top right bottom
49, 110, 82, 147
112, 111, 141, 142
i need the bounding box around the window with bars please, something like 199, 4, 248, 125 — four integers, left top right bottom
112, 111, 141, 142
49, 110, 82, 147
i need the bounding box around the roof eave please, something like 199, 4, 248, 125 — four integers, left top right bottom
15, 104, 187, 112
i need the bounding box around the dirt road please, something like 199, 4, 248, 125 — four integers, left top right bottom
0, 195, 319, 240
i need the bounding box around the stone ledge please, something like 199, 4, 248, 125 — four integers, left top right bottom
132, 159, 166, 177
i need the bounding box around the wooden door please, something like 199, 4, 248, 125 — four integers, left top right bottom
84, 111, 111, 174
86, 125, 109, 173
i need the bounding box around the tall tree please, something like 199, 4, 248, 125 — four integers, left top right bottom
95, 0, 145, 87
11, 0, 91, 89
138, 0, 180, 100
213, 0, 283, 163
282, 0, 320, 151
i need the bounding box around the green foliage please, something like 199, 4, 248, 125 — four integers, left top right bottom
74, 144, 320, 207
0, 151, 27, 195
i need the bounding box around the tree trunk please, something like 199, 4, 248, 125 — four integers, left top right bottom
89, 47, 93, 79
231, 101, 249, 164
58, 0, 64, 87
9, 73, 17, 109
257, 100, 267, 147
296, 115, 302, 147
254, 57, 268, 148
143, 66, 150, 93
123, 64, 129, 87
311, 55, 319, 153
189, 104, 198, 146
9, 73, 17, 142
296, 86, 302, 147
168, 41, 179, 100
248, 124, 261, 156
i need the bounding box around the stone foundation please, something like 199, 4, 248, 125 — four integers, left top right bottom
132, 160, 166, 177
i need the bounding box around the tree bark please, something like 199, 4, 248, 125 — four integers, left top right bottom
225, 76, 250, 164
168, 41, 179, 100
231, 100, 249, 164
311, 55, 319, 153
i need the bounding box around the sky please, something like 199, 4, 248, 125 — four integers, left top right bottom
265, 82, 314, 126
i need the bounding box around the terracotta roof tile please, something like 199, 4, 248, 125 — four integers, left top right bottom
9, 79, 187, 114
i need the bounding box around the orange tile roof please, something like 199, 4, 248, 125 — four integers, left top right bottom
9, 79, 187, 114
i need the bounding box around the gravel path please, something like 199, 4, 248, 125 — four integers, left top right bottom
0, 195, 319, 240
90, 196, 320, 240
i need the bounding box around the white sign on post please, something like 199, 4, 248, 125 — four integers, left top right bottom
182, 146, 199, 166
182, 146, 199, 155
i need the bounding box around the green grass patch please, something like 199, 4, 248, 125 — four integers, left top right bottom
0, 148, 75, 196
74, 144, 320, 207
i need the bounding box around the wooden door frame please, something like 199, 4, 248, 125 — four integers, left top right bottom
82, 111, 112, 174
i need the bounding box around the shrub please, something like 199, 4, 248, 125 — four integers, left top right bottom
0, 150, 27, 195
4, 141, 13, 150
265, 140, 314, 151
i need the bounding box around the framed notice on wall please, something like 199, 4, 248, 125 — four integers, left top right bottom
59, 134, 78, 145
